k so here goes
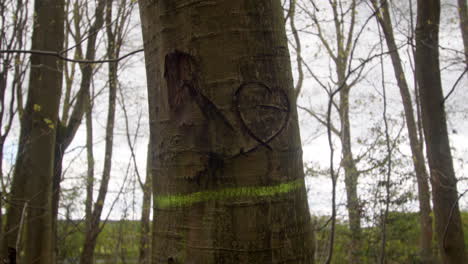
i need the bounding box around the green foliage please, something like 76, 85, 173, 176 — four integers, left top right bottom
56, 211, 468, 263
57, 220, 140, 264
314, 211, 468, 264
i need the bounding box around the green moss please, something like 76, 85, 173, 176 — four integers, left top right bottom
155, 178, 305, 208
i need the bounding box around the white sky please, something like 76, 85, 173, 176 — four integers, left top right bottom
3, 0, 467, 222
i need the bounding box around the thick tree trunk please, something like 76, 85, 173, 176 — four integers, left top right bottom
372, 1, 434, 262
457, 0, 468, 68
1, 0, 64, 263
139, 0, 314, 263
138, 144, 152, 264
416, 1, 467, 263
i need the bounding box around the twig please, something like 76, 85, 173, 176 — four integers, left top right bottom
0, 48, 144, 64
16, 201, 28, 261
443, 189, 468, 250
442, 67, 468, 104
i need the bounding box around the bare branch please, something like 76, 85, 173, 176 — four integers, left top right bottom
0, 48, 144, 64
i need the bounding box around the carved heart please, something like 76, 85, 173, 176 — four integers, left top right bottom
234, 81, 290, 153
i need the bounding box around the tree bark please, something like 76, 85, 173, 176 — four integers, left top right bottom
372, 1, 434, 262
1, 0, 64, 263
139, 0, 315, 263
416, 0, 467, 263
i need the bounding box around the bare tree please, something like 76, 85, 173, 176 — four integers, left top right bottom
293, 1, 373, 262
80, 0, 135, 263
370, 0, 434, 262
415, 0, 466, 263
52, 0, 106, 246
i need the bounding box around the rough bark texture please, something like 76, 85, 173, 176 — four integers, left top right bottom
139, 144, 152, 264
1, 0, 64, 263
372, 1, 434, 262
139, 0, 314, 263
416, 1, 467, 263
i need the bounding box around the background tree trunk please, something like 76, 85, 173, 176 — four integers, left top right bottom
51, 0, 106, 247
139, 0, 315, 263
338, 83, 362, 264
1, 0, 64, 263
415, 0, 466, 263
371, 1, 434, 262
138, 143, 152, 264
84, 90, 95, 242
79, 0, 119, 262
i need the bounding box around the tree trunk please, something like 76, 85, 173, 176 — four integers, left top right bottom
84, 90, 95, 236
139, 0, 315, 263
416, 1, 467, 263
372, 1, 434, 262
457, 0, 468, 68
1, 0, 64, 263
339, 84, 362, 264
51, 0, 106, 249
79, 1, 118, 263
138, 143, 152, 264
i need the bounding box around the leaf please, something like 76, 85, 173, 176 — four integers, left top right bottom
44, 118, 55, 129
33, 104, 42, 112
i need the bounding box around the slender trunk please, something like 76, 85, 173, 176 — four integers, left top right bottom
372, 1, 434, 262
79, 1, 118, 263
457, 0, 468, 68
139, 0, 314, 263
339, 85, 361, 264
416, 1, 466, 263
1, 0, 64, 263
51, 0, 106, 241
333, 1, 361, 261
138, 143, 152, 264
85, 91, 95, 232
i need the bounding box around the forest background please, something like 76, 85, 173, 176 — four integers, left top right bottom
0, 0, 467, 263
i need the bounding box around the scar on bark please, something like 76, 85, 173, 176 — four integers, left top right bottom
164, 50, 235, 131
164, 51, 196, 111
164, 51, 227, 182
